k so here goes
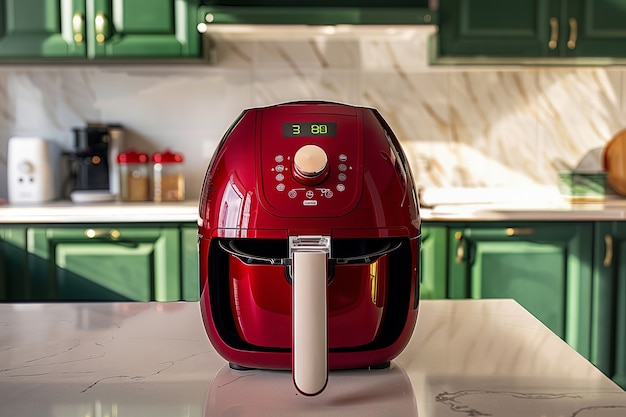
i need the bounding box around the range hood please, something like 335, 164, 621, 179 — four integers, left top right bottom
197, 1, 438, 38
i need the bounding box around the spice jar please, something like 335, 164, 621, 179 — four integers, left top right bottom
117, 150, 150, 201
152, 149, 185, 202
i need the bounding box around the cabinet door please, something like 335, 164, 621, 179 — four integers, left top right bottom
593, 222, 626, 389
420, 225, 448, 299
0, 0, 86, 57
87, 0, 200, 58
448, 222, 594, 358
0, 227, 29, 300
564, 0, 626, 57
438, 0, 559, 57
27, 226, 181, 301
181, 224, 199, 301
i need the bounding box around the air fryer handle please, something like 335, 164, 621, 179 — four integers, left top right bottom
292, 250, 328, 396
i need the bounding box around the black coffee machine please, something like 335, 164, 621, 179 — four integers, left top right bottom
67, 124, 123, 202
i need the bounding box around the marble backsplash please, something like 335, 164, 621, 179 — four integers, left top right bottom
1, 28, 625, 200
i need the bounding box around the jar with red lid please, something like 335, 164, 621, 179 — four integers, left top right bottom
152, 149, 185, 202
117, 150, 150, 201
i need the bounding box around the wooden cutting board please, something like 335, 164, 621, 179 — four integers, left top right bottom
603, 128, 626, 195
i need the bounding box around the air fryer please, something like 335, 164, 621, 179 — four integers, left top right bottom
199, 101, 421, 396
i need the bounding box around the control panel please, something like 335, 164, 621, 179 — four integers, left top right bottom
258, 112, 363, 217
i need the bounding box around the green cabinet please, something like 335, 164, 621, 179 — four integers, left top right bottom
447, 222, 594, 359
0, 0, 201, 59
593, 222, 626, 389
0, 228, 29, 299
181, 224, 200, 301
27, 225, 182, 301
420, 225, 448, 299
437, 0, 626, 59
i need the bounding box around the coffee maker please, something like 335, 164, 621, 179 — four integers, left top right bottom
68, 124, 123, 202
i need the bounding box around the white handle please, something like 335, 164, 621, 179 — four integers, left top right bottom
292, 250, 328, 395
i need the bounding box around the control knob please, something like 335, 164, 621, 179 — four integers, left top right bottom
293, 145, 328, 185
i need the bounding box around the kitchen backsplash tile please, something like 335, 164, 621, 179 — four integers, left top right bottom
1, 30, 626, 200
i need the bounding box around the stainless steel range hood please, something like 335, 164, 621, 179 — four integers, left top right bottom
196, 1, 438, 38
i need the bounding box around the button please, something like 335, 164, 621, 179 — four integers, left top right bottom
275, 165, 285, 173
275, 155, 284, 163
288, 190, 297, 199
306, 190, 314, 199
325, 190, 333, 198
339, 154, 347, 162
275, 173, 284, 181
336, 184, 345, 192
293, 144, 328, 185
276, 183, 285, 191
338, 173, 347, 181
303, 200, 318, 206
338, 164, 347, 172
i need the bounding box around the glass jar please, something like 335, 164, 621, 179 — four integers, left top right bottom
152, 149, 185, 202
117, 150, 150, 202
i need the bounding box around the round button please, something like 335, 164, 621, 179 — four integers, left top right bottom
275, 173, 285, 181
288, 190, 297, 199
293, 144, 328, 185
306, 190, 314, 199
276, 183, 285, 191
275, 155, 284, 163
339, 154, 348, 162
275, 164, 285, 173
338, 164, 347, 172
338, 173, 347, 181
336, 184, 346, 192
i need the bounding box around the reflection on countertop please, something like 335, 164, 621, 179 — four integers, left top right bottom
0, 300, 623, 416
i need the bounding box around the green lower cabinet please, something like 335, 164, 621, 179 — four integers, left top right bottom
593, 222, 626, 389
181, 224, 200, 301
448, 222, 594, 359
0, 227, 29, 300
420, 225, 448, 299
27, 225, 181, 302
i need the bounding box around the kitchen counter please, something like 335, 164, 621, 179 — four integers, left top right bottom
3, 188, 626, 223
0, 200, 199, 223
0, 299, 623, 416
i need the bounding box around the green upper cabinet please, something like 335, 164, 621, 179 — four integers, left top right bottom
0, 0, 201, 59
437, 0, 626, 59
0, 0, 86, 57
593, 222, 626, 389
448, 222, 594, 359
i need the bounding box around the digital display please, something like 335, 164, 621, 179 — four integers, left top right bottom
283, 122, 337, 137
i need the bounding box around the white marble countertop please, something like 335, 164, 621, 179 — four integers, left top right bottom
0, 299, 623, 416
3, 187, 626, 223
0, 200, 200, 223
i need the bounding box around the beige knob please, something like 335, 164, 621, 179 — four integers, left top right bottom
293, 145, 328, 180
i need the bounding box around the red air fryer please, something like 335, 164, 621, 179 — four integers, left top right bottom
199, 101, 421, 396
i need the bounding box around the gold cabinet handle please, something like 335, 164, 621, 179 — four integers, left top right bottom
549, 17, 559, 49
72, 13, 84, 43
455, 231, 464, 263
84, 228, 121, 240
567, 18, 578, 49
604, 234, 613, 267
94, 13, 109, 44
505, 228, 535, 236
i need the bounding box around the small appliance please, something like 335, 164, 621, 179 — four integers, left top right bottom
68, 124, 123, 202
7, 137, 61, 204
199, 101, 421, 396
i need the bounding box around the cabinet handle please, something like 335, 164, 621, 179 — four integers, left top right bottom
94, 13, 109, 44
603, 234, 613, 267
505, 228, 535, 236
455, 231, 464, 263
549, 17, 559, 49
72, 13, 84, 43
567, 18, 578, 49
84, 228, 121, 240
